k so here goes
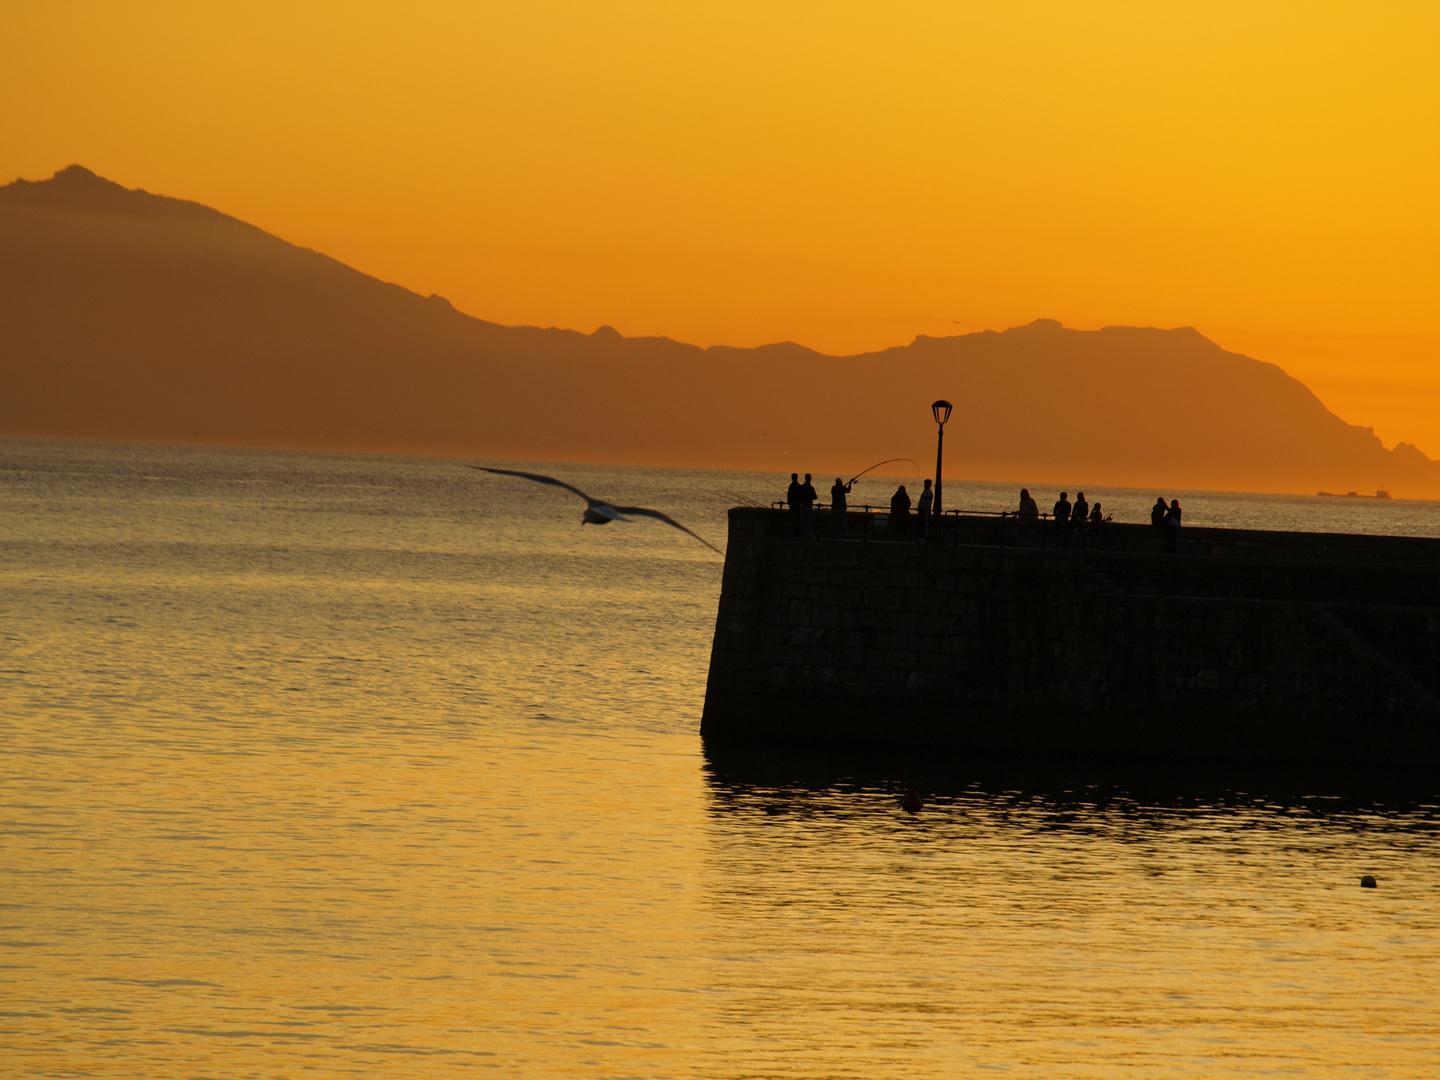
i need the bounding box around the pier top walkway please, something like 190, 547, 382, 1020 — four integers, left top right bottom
754, 506, 1440, 567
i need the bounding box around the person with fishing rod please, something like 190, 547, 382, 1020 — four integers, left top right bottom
830, 476, 853, 537
829, 459, 919, 541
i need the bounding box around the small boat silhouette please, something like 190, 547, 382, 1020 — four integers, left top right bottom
1316, 490, 1392, 499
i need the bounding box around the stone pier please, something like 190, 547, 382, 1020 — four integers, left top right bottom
700, 509, 1440, 765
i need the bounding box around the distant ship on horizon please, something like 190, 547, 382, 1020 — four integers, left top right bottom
1317, 489, 1392, 499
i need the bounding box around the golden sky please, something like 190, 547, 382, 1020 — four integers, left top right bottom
3, 2, 1437, 452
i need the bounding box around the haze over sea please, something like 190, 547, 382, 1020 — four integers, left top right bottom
4, 436, 1440, 1079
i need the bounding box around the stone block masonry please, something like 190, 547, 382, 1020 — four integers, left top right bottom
700, 509, 1440, 765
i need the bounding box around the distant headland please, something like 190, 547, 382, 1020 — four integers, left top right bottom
3, 166, 1438, 498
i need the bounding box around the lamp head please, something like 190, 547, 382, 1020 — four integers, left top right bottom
932, 399, 953, 426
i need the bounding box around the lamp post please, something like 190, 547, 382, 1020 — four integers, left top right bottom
931, 400, 952, 540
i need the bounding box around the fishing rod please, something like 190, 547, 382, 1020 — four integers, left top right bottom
721, 488, 767, 509
845, 458, 920, 487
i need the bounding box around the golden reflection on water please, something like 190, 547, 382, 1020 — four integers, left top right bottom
3, 439, 1440, 1077
701, 760, 1440, 1077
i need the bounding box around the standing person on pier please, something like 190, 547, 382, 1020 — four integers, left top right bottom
830, 476, 853, 537
1151, 496, 1169, 531
786, 473, 802, 536
917, 479, 934, 541
1018, 489, 1039, 523
797, 473, 818, 538
1052, 492, 1072, 545
890, 484, 912, 540
1016, 488, 1040, 545
1165, 499, 1183, 552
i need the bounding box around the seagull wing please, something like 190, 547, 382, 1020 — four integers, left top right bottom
470, 466, 597, 506
612, 506, 723, 555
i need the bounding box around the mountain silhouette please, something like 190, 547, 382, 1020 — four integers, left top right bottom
3, 165, 1437, 497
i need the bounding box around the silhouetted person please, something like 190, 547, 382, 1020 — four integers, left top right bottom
786, 473, 801, 536
1151, 496, 1168, 530
890, 484, 911, 539
917, 479, 933, 541
1165, 499, 1182, 552
1052, 492, 1071, 544
1071, 491, 1088, 531
831, 476, 853, 537
1018, 488, 1039, 524
797, 473, 818, 538
1084, 501, 1103, 548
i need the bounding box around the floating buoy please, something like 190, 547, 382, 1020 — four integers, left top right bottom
901, 788, 923, 813
1360, 875, 1377, 889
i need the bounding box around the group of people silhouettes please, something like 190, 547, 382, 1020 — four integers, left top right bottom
786, 472, 936, 540
887, 479, 934, 541
786, 474, 1184, 550
1011, 489, 1185, 551
786, 473, 820, 537
1048, 490, 1105, 534
1152, 495, 1184, 551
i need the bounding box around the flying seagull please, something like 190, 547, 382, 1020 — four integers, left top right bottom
471, 467, 722, 554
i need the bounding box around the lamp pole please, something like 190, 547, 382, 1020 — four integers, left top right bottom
931, 399, 952, 541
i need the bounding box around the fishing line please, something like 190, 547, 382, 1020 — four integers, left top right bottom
846, 457, 920, 486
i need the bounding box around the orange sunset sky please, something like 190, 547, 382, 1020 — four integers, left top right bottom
3, 2, 1438, 454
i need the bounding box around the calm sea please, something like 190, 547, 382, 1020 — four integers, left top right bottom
3, 437, 1439, 1078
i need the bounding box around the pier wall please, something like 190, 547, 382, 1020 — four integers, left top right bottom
700, 509, 1440, 764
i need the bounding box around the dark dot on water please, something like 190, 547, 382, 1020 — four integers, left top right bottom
1360, 875, 1377, 888
901, 788, 923, 813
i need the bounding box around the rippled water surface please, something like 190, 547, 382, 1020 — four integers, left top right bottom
4, 438, 1439, 1078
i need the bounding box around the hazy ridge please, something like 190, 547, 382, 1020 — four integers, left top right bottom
3, 165, 1436, 497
